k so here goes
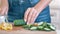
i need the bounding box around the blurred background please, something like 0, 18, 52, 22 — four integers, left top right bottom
49, 0, 60, 29
0, 0, 59, 29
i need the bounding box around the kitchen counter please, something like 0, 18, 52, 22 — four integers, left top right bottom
0, 26, 56, 34
0, 31, 56, 34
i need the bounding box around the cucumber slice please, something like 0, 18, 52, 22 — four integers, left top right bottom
44, 28, 51, 31
50, 25, 56, 30
43, 22, 47, 26
30, 27, 37, 30
38, 22, 43, 25
23, 24, 32, 28
47, 23, 52, 26
23, 25, 30, 30
37, 26, 44, 30
47, 23, 56, 30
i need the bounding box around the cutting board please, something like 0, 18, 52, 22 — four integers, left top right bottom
0, 25, 56, 34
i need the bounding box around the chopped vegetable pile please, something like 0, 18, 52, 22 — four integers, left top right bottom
0, 22, 12, 30
13, 19, 56, 31
23, 22, 56, 31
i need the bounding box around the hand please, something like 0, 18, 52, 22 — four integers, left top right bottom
0, 6, 8, 15
24, 7, 40, 24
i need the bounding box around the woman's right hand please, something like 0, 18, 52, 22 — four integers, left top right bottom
0, 6, 8, 15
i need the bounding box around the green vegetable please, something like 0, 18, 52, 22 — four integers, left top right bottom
50, 25, 56, 31
47, 23, 52, 26
23, 22, 56, 31
37, 26, 44, 30
47, 23, 56, 31
30, 27, 37, 30
14, 19, 26, 26
23, 24, 32, 30
38, 22, 43, 25
23, 25, 32, 28
44, 28, 51, 31
42, 22, 47, 27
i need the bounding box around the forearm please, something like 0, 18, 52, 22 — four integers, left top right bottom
34, 0, 52, 12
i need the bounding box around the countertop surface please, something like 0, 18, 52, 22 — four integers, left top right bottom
0, 26, 56, 34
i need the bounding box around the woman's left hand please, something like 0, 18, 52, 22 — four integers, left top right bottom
24, 7, 40, 24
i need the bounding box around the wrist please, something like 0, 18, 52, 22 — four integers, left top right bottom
33, 7, 41, 12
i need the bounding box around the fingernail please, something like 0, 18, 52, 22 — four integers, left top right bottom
27, 22, 29, 25
24, 19, 26, 22
27, 22, 30, 25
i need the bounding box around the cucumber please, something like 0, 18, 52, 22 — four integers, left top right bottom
47, 23, 52, 26
47, 23, 56, 31
23, 24, 32, 28
14, 19, 26, 26
30, 27, 37, 30
37, 26, 44, 30
22, 22, 56, 31
38, 22, 43, 25
42, 22, 47, 26
44, 28, 51, 31
50, 25, 56, 31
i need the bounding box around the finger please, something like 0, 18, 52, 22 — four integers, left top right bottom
24, 8, 31, 22
0, 8, 2, 14
30, 9, 39, 23
5, 7, 8, 15
0, 8, 1, 11
30, 13, 37, 23
1, 8, 6, 15
30, 10, 37, 23
27, 8, 34, 24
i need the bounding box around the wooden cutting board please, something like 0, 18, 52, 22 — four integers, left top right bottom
0, 25, 56, 34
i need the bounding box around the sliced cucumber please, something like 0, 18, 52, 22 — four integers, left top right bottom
38, 22, 43, 25
44, 28, 51, 31
37, 26, 44, 30
47, 23, 52, 26
43, 22, 47, 26
30, 27, 37, 30
23, 24, 32, 28
50, 25, 56, 30
47, 23, 56, 30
